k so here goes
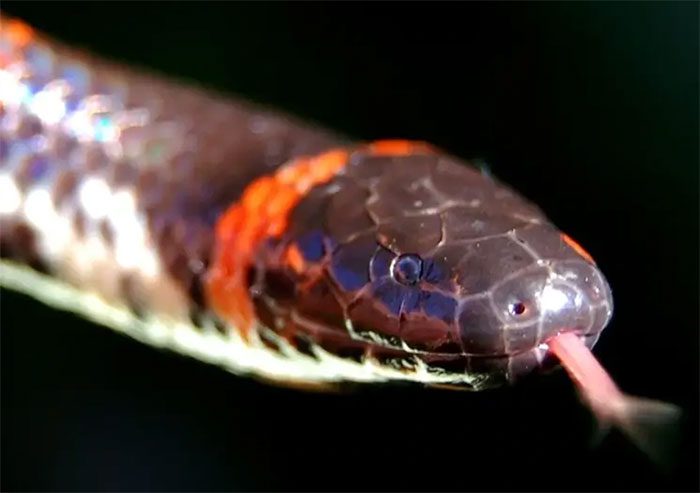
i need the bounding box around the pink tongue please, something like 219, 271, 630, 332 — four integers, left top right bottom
547, 332, 681, 469
547, 332, 622, 408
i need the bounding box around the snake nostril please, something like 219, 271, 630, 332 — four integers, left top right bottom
509, 301, 528, 316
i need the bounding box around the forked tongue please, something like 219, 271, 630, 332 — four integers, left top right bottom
547, 332, 681, 470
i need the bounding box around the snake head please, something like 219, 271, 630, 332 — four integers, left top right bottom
217, 142, 614, 387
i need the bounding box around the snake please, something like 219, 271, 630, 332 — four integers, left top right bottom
1, 18, 681, 459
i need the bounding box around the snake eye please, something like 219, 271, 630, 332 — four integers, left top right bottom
509, 301, 528, 317
391, 254, 423, 286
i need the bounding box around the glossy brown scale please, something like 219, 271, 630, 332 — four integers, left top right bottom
1, 18, 612, 388
250, 146, 614, 384
2, 20, 679, 460
0, 19, 344, 331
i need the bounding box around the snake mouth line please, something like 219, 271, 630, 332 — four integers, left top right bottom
286, 309, 563, 363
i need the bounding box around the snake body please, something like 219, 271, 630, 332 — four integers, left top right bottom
0, 17, 614, 391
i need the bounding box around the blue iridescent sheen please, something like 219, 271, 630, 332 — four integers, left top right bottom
22, 82, 39, 104
94, 116, 113, 142
422, 258, 446, 284
329, 237, 374, 291
26, 45, 53, 79
369, 246, 393, 280
372, 279, 405, 316
420, 291, 457, 325
28, 156, 49, 180
0, 138, 8, 162
296, 230, 325, 262
62, 64, 90, 96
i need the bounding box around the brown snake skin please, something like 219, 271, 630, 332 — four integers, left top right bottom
0, 17, 614, 390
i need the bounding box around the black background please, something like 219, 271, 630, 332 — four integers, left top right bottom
1, 2, 698, 492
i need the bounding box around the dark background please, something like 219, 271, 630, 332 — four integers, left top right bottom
1, 2, 697, 491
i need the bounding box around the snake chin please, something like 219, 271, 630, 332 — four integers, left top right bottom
256, 310, 588, 391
